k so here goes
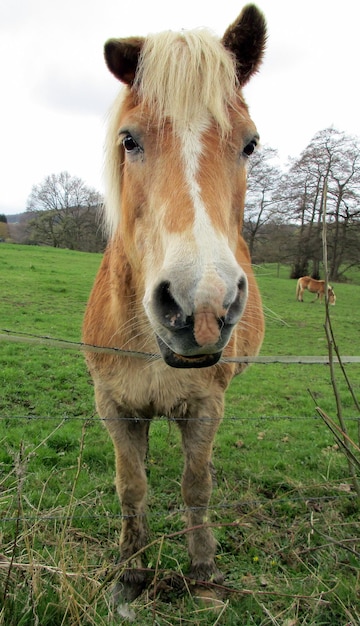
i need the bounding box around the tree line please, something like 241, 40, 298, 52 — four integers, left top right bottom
245, 127, 360, 281
6, 126, 360, 279
8, 172, 106, 252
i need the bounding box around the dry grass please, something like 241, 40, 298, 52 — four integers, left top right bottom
1, 443, 359, 626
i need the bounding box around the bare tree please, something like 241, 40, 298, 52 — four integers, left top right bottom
243, 146, 282, 259
281, 128, 360, 280
26, 171, 106, 251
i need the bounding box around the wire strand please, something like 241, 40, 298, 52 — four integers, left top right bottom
1, 328, 360, 364
1, 492, 357, 524
1, 413, 359, 422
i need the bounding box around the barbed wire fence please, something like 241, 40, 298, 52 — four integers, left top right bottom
2, 327, 360, 364
1, 327, 359, 529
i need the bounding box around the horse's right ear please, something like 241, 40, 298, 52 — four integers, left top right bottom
104, 37, 144, 85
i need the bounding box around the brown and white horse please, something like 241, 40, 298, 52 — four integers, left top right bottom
83, 5, 266, 606
296, 276, 336, 305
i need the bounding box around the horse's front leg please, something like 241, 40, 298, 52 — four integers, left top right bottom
96, 392, 151, 603
177, 400, 224, 584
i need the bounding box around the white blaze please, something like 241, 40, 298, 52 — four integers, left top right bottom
180, 122, 240, 313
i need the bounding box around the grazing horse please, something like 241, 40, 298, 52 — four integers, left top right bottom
83, 5, 266, 606
296, 276, 336, 305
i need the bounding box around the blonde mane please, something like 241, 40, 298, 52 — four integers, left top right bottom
104, 29, 239, 238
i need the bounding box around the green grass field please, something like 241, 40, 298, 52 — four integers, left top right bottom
1, 244, 359, 625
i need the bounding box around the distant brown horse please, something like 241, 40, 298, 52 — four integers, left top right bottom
83, 5, 266, 608
296, 276, 336, 305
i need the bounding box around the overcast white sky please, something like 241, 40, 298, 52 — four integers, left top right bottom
1, 0, 359, 215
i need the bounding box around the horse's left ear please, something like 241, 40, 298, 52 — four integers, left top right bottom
222, 4, 267, 86
104, 37, 144, 85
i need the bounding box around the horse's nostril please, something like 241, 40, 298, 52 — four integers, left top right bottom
153, 281, 187, 329
224, 277, 247, 325
237, 276, 247, 294
156, 281, 172, 307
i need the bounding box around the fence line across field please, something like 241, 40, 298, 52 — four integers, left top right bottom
1, 329, 360, 365
1, 327, 359, 423
2, 492, 358, 525
1, 327, 359, 557
1, 413, 360, 423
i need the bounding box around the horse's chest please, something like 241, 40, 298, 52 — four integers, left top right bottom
103, 360, 210, 417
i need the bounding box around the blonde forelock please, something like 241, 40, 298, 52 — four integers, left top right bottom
134, 29, 238, 135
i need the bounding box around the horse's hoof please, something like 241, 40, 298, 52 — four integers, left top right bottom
112, 568, 150, 604
188, 563, 224, 586
148, 572, 186, 601
193, 587, 226, 611
188, 564, 226, 612
116, 602, 136, 621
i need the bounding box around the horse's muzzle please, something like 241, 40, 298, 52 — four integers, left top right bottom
156, 336, 222, 368
154, 311, 235, 368
149, 277, 247, 367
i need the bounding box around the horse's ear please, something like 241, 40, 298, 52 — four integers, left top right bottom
104, 37, 144, 85
222, 4, 266, 86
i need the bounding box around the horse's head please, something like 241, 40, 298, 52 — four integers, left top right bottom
103, 6, 266, 367
328, 286, 336, 305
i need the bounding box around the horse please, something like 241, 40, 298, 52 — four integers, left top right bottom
296, 276, 336, 305
83, 5, 266, 607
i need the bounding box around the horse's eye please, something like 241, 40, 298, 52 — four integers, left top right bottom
123, 134, 140, 153
243, 139, 257, 157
